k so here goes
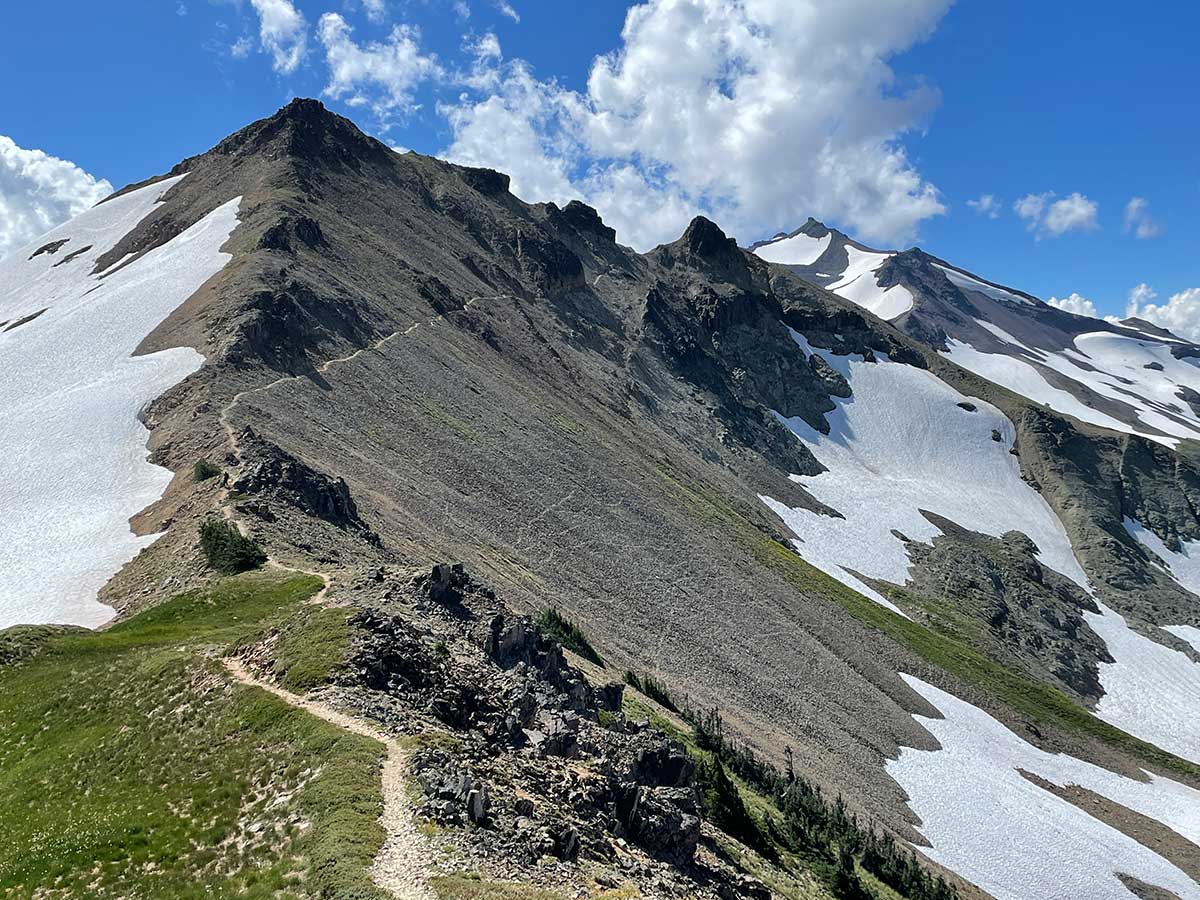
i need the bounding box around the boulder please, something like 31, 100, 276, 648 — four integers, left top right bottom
466, 785, 490, 825
718, 875, 771, 900
633, 741, 695, 788
596, 682, 625, 712
554, 826, 581, 862
619, 785, 700, 864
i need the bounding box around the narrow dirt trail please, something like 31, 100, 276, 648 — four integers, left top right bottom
212, 298, 509, 896
216, 294, 499, 460
223, 658, 436, 900
214, 294, 503, 601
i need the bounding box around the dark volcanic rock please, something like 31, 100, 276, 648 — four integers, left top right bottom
512, 228, 586, 296
459, 166, 511, 196
617, 785, 701, 864
350, 608, 441, 692
231, 427, 377, 540
220, 278, 376, 376
560, 200, 617, 243
257, 214, 327, 253
903, 513, 1111, 701
654, 216, 758, 293
29, 238, 69, 259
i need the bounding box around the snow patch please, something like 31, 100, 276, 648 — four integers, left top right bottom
1086, 602, 1200, 765
1123, 517, 1200, 598
0, 177, 241, 628
1109, 516, 1200, 759
943, 334, 1174, 446
889, 674, 1200, 900
1164, 625, 1200, 655
752, 231, 831, 266
934, 263, 1034, 306
827, 246, 913, 320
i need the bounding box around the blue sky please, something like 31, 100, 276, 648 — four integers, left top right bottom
1, 0, 1196, 323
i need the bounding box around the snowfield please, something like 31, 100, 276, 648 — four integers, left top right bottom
764, 337, 1200, 894
752, 230, 831, 266
889, 675, 1200, 900
0, 177, 240, 628
1086, 601, 1200, 765
763, 333, 1089, 610
751, 234, 913, 320
944, 322, 1200, 448
1107, 516, 1200, 758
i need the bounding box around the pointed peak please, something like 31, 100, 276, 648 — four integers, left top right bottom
274, 97, 337, 124
680, 216, 737, 258
798, 216, 827, 235
561, 200, 617, 242
648, 215, 759, 288
203, 97, 392, 169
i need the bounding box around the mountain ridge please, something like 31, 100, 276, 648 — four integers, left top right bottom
753, 218, 1200, 451
2, 99, 1199, 900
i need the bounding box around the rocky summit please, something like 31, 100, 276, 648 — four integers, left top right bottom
1, 99, 1198, 900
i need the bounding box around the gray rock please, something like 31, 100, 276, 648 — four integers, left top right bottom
467, 785, 490, 825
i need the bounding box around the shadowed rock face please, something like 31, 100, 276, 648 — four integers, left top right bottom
105, 99, 1200, 861
230, 427, 378, 542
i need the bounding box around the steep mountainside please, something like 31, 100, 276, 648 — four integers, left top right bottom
1, 101, 1198, 900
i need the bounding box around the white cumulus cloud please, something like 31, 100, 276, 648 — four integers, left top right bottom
318, 13, 441, 122
441, 0, 953, 250
1046, 292, 1099, 318
1123, 197, 1162, 239
1128, 282, 1157, 310
0, 136, 112, 261
1043, 194, 1099, 235
1125, 283, 1200, 341
967, 194, 1001, 218
249, 0, 308, 74
1014, 191, 1099, 238
439, 61, 578, 203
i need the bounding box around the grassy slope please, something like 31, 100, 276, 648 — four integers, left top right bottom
0, 572, 389, 900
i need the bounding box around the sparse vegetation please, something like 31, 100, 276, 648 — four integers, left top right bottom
623, 670, 682, 714
536, 607, 605, 667
431, 872, 565, 899
199, 518, 267, 574
235, 604, 355, 692
192, 459, 221, 482
0, 572, 391, 898
622, 661, 957, 900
